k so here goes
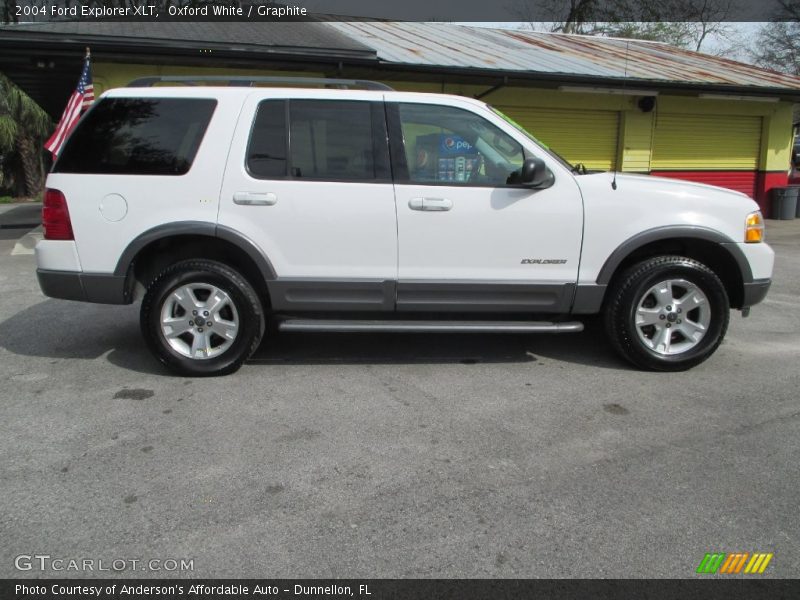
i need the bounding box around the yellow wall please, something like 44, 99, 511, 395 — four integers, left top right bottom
92, 61, 795, 173
759, 101, 794, 171
92, 62, 323, 95
493, 106, 620, 170
618, 110, 654, 172
651, 114, 763, 170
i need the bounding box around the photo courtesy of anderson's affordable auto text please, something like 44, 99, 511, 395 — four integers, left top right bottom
1, 0, 799, 598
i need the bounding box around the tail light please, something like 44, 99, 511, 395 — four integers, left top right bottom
43, 188, 74, 240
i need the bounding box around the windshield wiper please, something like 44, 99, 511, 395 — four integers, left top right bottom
572, 163, 588, 175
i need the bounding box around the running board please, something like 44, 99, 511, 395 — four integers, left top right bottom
277, 319, 584, 334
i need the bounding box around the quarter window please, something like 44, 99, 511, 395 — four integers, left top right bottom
397, 103, 526, 186
54, 98, 217, 175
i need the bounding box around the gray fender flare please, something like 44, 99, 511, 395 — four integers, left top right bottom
114, 221, 277, 284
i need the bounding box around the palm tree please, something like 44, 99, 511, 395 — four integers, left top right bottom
0, 74, 52, 198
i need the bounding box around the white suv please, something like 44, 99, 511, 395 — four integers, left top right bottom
35, 77, 774, 376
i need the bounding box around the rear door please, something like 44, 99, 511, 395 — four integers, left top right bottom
218, 91, 397, 312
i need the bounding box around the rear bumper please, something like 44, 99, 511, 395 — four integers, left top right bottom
742, 278, 771, 309
37, 269, 130, 304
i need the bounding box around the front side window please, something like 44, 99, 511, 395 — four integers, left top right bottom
55, 98, 217, 175
247, 99, 390, 182
397, 103, 526, 186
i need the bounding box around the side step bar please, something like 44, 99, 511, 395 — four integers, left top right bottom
277, 319, 584, 334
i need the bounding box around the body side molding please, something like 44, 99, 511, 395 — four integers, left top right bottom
396, 281, 575, 313
268, 279, 396, 312
571, 284, 607, 314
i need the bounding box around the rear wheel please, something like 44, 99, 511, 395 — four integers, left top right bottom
141, 259, 264, 376
605, 256, 729, 371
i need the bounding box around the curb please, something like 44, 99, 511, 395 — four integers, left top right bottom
0, 203, 42, 229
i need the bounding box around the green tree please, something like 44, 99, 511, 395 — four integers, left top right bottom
513, 0, 736, 53
750, 1, 800, 76
0, 73, 52, 197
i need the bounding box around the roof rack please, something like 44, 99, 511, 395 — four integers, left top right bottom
127, 75, 394, 91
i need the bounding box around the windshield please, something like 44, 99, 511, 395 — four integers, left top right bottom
488, 105, 579, 172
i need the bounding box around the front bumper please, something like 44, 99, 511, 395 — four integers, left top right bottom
741, 278, 771, 309
37, 269, 130, 305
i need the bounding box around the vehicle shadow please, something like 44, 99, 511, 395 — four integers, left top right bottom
0, 299, 169, 376
0, 299, 630, 374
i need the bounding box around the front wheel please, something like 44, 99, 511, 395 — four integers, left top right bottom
604, 256, 730, 371
141, 259, 264, 376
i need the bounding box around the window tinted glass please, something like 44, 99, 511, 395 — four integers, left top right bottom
288, 100, 389, 181
398, 103, 525, 186
248, 100, 288, 178
55, 98, 217, 175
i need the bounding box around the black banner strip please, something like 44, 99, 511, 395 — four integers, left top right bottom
3, 579, 800, 600
4, 0, 799, 23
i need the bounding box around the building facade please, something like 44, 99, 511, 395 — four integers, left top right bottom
1, 20, 798, 213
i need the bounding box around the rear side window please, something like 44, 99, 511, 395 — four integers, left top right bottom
247, 100, 288, 178
247, 99, 390, 182
54, 98, 217, 175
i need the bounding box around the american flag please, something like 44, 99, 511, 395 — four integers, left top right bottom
44, 53, 94, 158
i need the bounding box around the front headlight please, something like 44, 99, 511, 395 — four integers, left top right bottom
745, 211, 764, 243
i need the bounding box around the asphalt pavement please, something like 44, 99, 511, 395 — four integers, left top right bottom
0, 221, 798, 578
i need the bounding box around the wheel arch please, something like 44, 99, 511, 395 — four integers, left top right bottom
596, 226, 752, 310
116, 222, 275, 305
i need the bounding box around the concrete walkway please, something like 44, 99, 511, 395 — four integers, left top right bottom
11, 226, 43, 256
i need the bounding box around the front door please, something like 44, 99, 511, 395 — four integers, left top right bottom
389, 100, 583, 313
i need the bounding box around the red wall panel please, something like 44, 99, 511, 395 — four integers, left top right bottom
649, 170, 759, 199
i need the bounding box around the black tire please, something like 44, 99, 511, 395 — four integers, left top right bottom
604, 256, 730, 371
140, 259, 264, 377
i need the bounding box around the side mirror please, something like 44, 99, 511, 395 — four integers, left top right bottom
519, 157, 552, 188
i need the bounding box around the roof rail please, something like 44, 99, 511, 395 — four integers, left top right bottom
127, 75, 394, 91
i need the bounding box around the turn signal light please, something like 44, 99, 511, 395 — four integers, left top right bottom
745, 211, 764, 243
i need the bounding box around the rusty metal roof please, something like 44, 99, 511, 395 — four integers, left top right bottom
329, 21, 800, 93
1, 20, 375, 56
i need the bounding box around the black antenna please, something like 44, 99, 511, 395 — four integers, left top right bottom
612, 40, 630, 191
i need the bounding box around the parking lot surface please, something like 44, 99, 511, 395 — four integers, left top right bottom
1, 222, 799, 578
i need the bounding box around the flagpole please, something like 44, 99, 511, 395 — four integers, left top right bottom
44, 47, 95, 158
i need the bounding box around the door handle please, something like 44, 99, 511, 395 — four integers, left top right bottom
409, 197, 452, 211
233, 191, 277, 206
